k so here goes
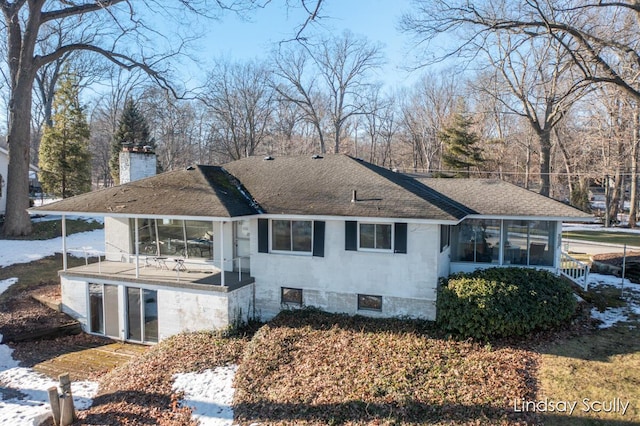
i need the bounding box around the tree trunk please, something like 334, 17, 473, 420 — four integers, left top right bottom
4, 74, 35, 236
538, 129, 552, 197
629, 110, 639, 228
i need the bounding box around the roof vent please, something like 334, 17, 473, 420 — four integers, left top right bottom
186, 165, 195, 170
263, 155, 274, 161
351, 190, 357, 203
311, 154, 323, 159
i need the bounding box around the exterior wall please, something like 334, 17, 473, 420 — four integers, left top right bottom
250, 219, 440, 322
119, 151, 156, 184
61, 276, 90, 330
60, 273, 254, 342
104, 217, 131, 261
157, 285, 252, 339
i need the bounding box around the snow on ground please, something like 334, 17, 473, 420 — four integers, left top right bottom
0, 221, 236, 425
172, 365, 238, 426
587, 273, 640, 329
0, 228, 104, 268
0, 278, 98, 426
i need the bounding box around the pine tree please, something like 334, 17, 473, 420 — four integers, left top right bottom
109, 99, 155, 184
38, 72, 91, 198
438, 108, 484, 178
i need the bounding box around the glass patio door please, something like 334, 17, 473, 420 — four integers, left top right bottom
126, 287, 158, 343
89, 283, 119, 338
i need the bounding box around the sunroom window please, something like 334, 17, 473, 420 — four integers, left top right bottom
450, 219, 500, 263
450, 219, 556, 266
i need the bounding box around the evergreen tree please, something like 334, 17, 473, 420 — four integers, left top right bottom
38, 73, 91, 198
438, 107, 484, 178
109, 99, 155, 184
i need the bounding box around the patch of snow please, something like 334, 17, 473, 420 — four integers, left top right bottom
172, 365, 237, 426
0, 228, 104, 268
0, 276, 98, 425
587, 274, 640, 328
590, 307, 629, 329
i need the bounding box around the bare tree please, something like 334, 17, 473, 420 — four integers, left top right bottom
312, 31, 384, 153
1, 0, 325, 236
397, 72, 458, 172
273, 30, 383, 154
204, 59, 274, 160
272, 44, 330, 153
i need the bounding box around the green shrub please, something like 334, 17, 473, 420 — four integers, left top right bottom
437, 267, 577, 340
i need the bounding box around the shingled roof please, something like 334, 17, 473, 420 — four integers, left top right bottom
31, 165, 258, 218
223, 155, 470, 221
416, 177, 592, 220
31, 154, 593, 222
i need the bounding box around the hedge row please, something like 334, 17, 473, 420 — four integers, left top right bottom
437, 267, 576, 340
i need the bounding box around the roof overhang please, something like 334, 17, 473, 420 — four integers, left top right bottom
463, 214, 596, 222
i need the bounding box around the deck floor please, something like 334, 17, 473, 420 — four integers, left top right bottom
33, 342, 148, 382
62, 260, 254, 292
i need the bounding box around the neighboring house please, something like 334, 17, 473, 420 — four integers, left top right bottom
31, 153, 593, 344
0, 146, 40, 215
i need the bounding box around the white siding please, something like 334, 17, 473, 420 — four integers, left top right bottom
250, 219, 440, 321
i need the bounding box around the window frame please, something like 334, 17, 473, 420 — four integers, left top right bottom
270, 219, 314, 255
357, 222, 394, 252
281, 287, 303, 306
357, 294, 383, 312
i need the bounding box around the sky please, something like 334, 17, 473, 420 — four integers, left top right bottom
184, 0, 423, 89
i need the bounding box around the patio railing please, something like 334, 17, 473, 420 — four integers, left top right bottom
66, 247, 249, 286
560, 252, 590, 290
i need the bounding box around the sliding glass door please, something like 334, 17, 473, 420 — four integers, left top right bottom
126, 287, 158, 343
88, 283, 119, 338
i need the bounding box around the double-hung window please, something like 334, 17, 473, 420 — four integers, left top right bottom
345, 221, 407, 254
272, 220, 313, 253
359, 223, 392, 251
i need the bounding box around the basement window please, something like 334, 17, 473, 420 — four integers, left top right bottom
357, 294, 382, 312
281, 287, 303, 306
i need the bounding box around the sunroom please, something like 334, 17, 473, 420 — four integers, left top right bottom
448, 218, 559, 274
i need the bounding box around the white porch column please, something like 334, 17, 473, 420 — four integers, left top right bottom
62, 214, 67, 271
220, 220, 226, 287
135, 217, 140, 278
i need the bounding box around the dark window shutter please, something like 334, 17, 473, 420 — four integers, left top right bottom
312, 221, 325, 257
394, 222, 407, 254
345, 221, 358, 251
258, 219, 269, 253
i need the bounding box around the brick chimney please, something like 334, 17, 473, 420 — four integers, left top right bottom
119, 146, 157, 184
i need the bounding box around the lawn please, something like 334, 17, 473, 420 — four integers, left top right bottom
562, 230, 640, 247
536, 275, 640, 425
